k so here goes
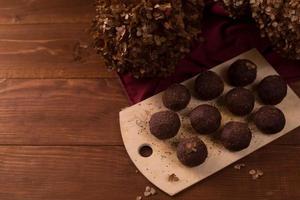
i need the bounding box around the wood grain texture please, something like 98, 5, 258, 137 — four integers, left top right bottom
0, 0, 94, 24
0, 145, 299, 200
0, 0, 113, 78
0, 79, 128, 145
0, 1, 299, 199
0, 79, 296, 146
0, 24, 114, 78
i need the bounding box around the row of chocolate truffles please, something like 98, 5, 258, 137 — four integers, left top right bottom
149, 59, 287, 167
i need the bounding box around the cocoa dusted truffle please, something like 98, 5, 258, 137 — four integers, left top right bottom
225, 87, 255, 116
254, 106, 286, 134
220, 121, 252, 151
258, 75, 287, 105
162, 84, 191, 111
228, 59, 257, 86
194, 71, 224, 100
189, 104, 221, 134
149, 111, 180, 140
176, 137, 208, 167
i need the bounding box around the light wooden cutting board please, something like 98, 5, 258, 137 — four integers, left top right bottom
119, 49, 300, 196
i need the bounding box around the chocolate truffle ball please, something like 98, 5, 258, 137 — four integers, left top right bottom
258, 75, 287, 105
149, 111, 181, 140
228, 59, 257, 86
190, 104, 222, 134
177, 137, 208, 167
194, 71, 224, 100
254, 106, 286, 134
220, 121, 252, 151
162, 84, 191, 111
225, 87, 255, 116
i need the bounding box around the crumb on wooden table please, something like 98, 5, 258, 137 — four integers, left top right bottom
136, 196, 142, 200
249, 169, 264, 180
144, 186, 156, 197
234, 163, 246, 170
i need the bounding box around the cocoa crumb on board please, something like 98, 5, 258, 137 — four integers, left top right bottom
135, 119, 145, 128
168, 173, 180, 182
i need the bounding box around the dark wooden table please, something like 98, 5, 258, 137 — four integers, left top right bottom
0, 1, 299, 199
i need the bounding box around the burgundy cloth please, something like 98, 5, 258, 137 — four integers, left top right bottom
119, 4, 300, 104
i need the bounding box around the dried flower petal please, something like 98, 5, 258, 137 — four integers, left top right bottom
221, 0, 300, 59
144, 191, 151, 197
143, 186, 156, 197
91, 0, 204, 78
234, 163, 246, 170
257, 169, 264, 176
249, 168, 264, 179
136, 196, 142, 200
145, 186, 151, 192
150, 187, 156, 195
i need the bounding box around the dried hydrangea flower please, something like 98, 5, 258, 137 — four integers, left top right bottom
220, 0, 300, 59
91, 0, 204, 78
219, 0, 251, 18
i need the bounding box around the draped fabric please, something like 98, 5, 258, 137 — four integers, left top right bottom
118, 4, 300, 104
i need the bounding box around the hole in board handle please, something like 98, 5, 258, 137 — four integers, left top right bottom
139, 144, 153, 157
